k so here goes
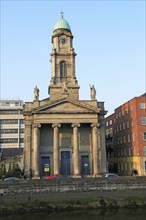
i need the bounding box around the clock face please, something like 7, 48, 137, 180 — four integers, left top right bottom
60, 36, 66, 44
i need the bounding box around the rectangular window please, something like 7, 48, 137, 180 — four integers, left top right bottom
0, 102, 10, 106
20, 138, 24, 143
6, 102, 10, 106
15, 102, 19, 106
20, 129, 24, 133
123, 136, 126, 143
60, 133, 71, 147
0, 119, 18, 124
128, 134, 130, 142
0, 110, 19, 114
0, 129, 18, 134
129, 147, 131, 156
118, 138, 120, 145
109, 119, 112, 125
20, 119, 24, 124
141, 117, 146, 125
144, 146, 146, 156
140, 103, 146, 109
109, 128, 113, 136
0, 138, 18, 143
127, 121, 129, 128
123, 122, 125, 129
142, 132, 146, 141
145, 161, 146, 171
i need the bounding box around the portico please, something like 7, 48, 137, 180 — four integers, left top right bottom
26, 121, 103, 177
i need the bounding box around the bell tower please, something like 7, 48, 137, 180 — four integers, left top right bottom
48, 13, 80, 101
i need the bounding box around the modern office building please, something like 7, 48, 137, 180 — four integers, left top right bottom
23, 15, 107, 178
0, 100, 24, 159
105, 93, 146, 176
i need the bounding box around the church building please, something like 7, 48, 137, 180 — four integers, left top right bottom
23, 14, 107, 178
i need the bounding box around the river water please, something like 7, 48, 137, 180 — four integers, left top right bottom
1, 209, 146, 220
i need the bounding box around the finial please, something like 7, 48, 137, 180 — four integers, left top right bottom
60, 11, 64, 18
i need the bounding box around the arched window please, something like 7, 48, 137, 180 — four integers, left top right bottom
60, 61, 67, 78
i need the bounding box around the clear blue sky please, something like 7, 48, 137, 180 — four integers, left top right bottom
1, 0, 145, 116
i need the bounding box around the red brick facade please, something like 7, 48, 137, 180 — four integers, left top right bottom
105, 93, 146, 176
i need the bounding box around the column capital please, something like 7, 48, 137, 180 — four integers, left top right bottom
52, 123, 61, 128
90, 123, 100, 128
32, 123, 41, 129
71, 123, 80, 128
25, 122, 32, 126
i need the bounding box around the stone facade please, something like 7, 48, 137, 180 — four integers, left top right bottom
23, 16, 107, 178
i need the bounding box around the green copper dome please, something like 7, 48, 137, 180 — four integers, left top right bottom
54, 15, 71, 31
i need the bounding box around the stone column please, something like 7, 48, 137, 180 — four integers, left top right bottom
100, 121, 107, 174
91, 123, 100, 176
33, 124, 41, 178
24, 123, 31, 177
52, 123, 61, 175
71, 123, 80, 176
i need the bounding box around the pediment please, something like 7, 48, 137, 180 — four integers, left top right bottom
32, 99, 99, 114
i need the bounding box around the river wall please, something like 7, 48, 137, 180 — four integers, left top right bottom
0, 176, 146, 215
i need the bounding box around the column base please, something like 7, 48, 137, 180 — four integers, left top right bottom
72, 175, 81, 178
93, 174, 101, 177
32, 176, 40, 180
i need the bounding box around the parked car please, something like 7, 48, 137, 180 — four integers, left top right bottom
44, 174, 61, 180
102, 173, 119, 178
4, 177, 20, 181
44, 174, 70, 180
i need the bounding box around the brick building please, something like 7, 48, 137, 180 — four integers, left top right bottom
105, 93, 146, 176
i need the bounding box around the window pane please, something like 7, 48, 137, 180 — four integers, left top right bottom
142, 132, 146, 141
141, 117, 146, 125
144, 146, 146, 156
140, 103, 146, 109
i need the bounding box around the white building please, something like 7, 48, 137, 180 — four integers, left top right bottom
0, 100, 24, 159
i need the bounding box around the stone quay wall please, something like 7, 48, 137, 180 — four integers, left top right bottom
0, 176, 146, 194
0, 176, 146, 215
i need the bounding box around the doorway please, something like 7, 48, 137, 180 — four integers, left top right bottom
42, 156, 50, 176
61, 151, 70, 175
81, 155, 90, 175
